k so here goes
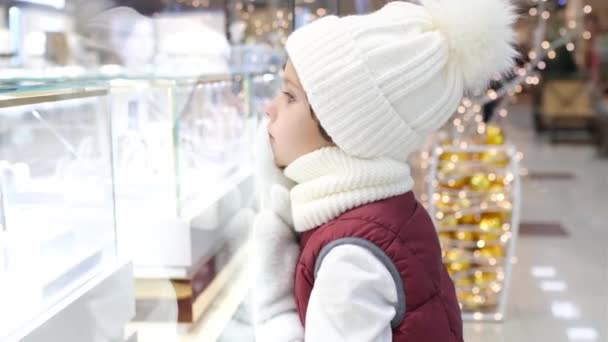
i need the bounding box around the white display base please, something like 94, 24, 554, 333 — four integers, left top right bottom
3, 261, 135, 342
120, 170, 254, 280
119, 216, 192, 275
181, 167, 253, 223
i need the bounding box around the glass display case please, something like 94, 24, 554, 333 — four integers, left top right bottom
174, 75, 253, 219
105, 72, 278, 327
106, 75, 258, 276
0, 71, 280, 336
0, 83, 122, 340
118, 70, 281, 340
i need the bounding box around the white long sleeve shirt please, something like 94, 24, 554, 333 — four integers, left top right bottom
305, 244, 398, 341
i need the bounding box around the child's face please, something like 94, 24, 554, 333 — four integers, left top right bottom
265, 60, 334, 168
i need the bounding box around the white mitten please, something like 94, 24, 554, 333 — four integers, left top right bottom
254, 119, 295, 208
252, 121, 304, 342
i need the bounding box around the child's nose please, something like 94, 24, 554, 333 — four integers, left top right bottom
264, 99, 277, 121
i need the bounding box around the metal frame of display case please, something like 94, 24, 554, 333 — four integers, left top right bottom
428, 143, 522, 322
0, 85, 107, 107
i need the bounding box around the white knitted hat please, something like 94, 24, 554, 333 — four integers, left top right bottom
285, 0, 517, 161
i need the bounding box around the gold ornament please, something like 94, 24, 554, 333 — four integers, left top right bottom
493, 174, 506, 184
479, 150, 509, 166
439, 152, 471, 163
496, 211, 511, 222
436, 192, 456, 210
435, 200, 453, 211
439, 162, 457, 172
454, 230, 475, 241
473, 271, 498, 286
478, 232, 501, 242
455, 276, 474, 287
458, 292, 483, 309
486, 125, 505, 145
454, 198, 472, 211
439, 215, 458, 228
470, 173, 491, 191
486, 124, 503, 139
479, 216, 502, 232
459, 214, 478, 225
448, 261, 471, 273
478, 245, 505, 258
438, 231, 453, 244
489, 183, 505, 192
440, 176, 468, 190
445, 249, 469, 262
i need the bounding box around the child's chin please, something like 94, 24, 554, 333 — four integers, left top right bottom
274, 158, 285, 169
273, 156, 286, 170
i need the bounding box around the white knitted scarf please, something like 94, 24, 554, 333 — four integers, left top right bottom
283, 147, 414, 232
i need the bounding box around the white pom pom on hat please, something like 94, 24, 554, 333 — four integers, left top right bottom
421, 0, 519, 93
285, 0, 518, 162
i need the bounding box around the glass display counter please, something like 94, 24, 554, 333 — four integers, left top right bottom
104, 75, 256, 276
0, 83, 133, 341
105, 72, 278, 327
0, 71, 280, 337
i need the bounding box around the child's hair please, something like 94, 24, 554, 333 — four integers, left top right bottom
311, 106, 333, 143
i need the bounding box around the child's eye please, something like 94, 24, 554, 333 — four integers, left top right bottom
282, 91, 295, 103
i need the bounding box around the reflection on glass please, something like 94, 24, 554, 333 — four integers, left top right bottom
295, 0, 338, 28
175, 77, 250, 218
227, 0, 292, 72
0, 86, 117, 340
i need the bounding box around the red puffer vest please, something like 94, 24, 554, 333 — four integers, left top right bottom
294, 192, 464, 341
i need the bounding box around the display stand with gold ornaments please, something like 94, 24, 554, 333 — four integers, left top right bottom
423, 0, 596, 322
428, 125, 521, 322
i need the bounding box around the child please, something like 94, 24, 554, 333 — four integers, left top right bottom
253, 0, 517, 341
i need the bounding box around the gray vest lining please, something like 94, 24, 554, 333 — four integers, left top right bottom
313, 237, 406, 329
